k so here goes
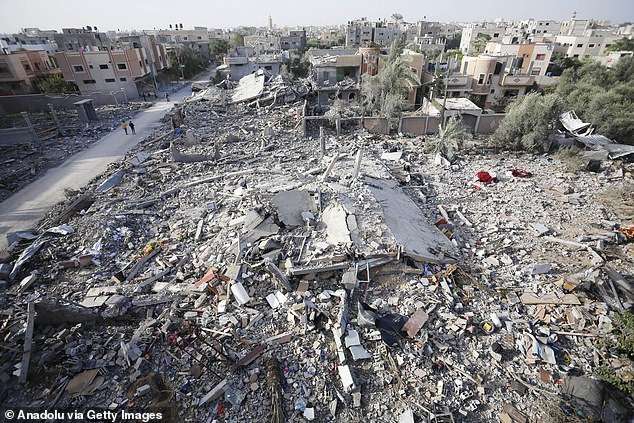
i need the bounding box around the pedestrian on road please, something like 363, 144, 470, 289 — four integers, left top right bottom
122, 120, 128, 135
129, 120, 136, 135
142, 93, 147, 101
165, 92, 170, 102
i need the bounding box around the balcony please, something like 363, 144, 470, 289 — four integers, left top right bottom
224, 56, 248, 65
446, 74, 469, 87
499, 73, 535, 87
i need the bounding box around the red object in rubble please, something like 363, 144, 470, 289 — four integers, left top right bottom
511, 168, 533, 178
476, 171, 496, 183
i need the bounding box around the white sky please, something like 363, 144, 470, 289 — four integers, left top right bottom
1, 0, 633, 33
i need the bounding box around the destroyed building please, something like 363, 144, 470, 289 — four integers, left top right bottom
0, 57, 633, 423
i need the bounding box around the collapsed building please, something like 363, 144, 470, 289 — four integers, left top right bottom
0, 75, 633, 423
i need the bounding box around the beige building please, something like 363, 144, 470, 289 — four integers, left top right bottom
0, 50, 57, 94
55, 48, 160, 98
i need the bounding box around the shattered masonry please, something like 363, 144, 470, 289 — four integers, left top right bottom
1, 75, 633, 423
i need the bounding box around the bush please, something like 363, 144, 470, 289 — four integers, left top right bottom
490, 92, 564, 151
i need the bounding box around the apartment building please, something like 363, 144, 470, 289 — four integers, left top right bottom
223, 47, 283, 81
280, 30, 307, 51
459, 23, 507, 54
484, 41, 554, 77
55, 48, 159, 98
0, 49, 57, 94
54, 27, 112, 52
0, 28, 58, 54
308, 46, 424, 108
554, 34, 622, 58
244, 35, 281, 54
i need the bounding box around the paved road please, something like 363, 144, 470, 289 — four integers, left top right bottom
0, 70, 214, 249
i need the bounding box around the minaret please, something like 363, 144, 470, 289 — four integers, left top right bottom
268, 15, 273, 30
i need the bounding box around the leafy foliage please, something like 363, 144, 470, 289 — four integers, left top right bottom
210, 39, 230, 58
288, 50, 310, 79
494, 57, 634, 149
361, 36, 418, 119
606, 38, 634, 52
424, 115, 467, 159
470, 33, 491, 55
230, 33, 244, 48
490, 92, 564, 151
35, 74, 78, 94
555, 56, 634, 144
165, 46, 205, 80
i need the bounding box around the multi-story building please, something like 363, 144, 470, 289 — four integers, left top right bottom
484, 41, 554, 77
0, 49, 57, 94
554, 34, 621, 58
54, 27, 112, 52
459, 23, 507, 54
0, 28, 58, 55
222, 47, 283, 81
244, 35, 281, 54
55, 47, 167, 98
280, 30, 307, 51
526, 20, 561, 37
308, 46, 424, 108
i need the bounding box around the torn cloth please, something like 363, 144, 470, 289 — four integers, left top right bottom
511, 168, 533, 178
476, 171, 497, 183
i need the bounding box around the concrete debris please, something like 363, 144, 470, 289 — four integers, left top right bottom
1, 84, 633, 423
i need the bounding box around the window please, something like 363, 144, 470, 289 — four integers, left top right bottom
576, 44, 583, 48
0, 65, 10, 75
493, 33, 499, 38
264, 65, 272, 70
531, 69, 541, 75
478, 73, 485, 84
535, 54, 546, 60
183, 37, 188, 40
120, 77, 127, 81
22, 63, 32, 72
117, 63, 127, 70
573, 54, 579, 58
105, 78, 115, 82
605, 44, 612, 49
83, 79, 96, 84
588, 44, 595, 48
486, 73, 492, 84
89, 64, 93, 69
73, 65, 84, 72
99, 64, 108, 69
545, 22, 550, 26
197, 36, 202, 40
139, 61, 142, 67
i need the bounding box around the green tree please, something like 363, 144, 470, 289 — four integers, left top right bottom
230, 33, 244, 48
491, 92, 564, 151
210, 38, 230, 58
555, 56, 634, 144
470, 33, 491, 55
166, 46, 205, 80
361, 36, 419, 121
606, 38, 634, 52
391, 13, 403, 22
34, 74, 78, 94
288, 49, 310, 79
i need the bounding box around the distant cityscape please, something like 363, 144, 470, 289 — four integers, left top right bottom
1, 13, 632, 111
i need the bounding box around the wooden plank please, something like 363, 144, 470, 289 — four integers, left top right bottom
19, 302, 35, 384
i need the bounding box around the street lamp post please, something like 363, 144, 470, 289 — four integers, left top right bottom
120, 87, 128, 103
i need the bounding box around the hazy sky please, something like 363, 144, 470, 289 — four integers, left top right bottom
1, 0, 633, 33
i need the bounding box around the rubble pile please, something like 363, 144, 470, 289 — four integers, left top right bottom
0, 102, 151, 202
1, 96, 633, 422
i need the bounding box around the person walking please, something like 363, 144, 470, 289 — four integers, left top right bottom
129, 120, 136, 135
165, 92, 170, 102
122, 120, 128, 135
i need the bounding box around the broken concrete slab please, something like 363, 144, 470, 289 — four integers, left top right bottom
271, 189, 315, 228
364, 176, 457, 263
